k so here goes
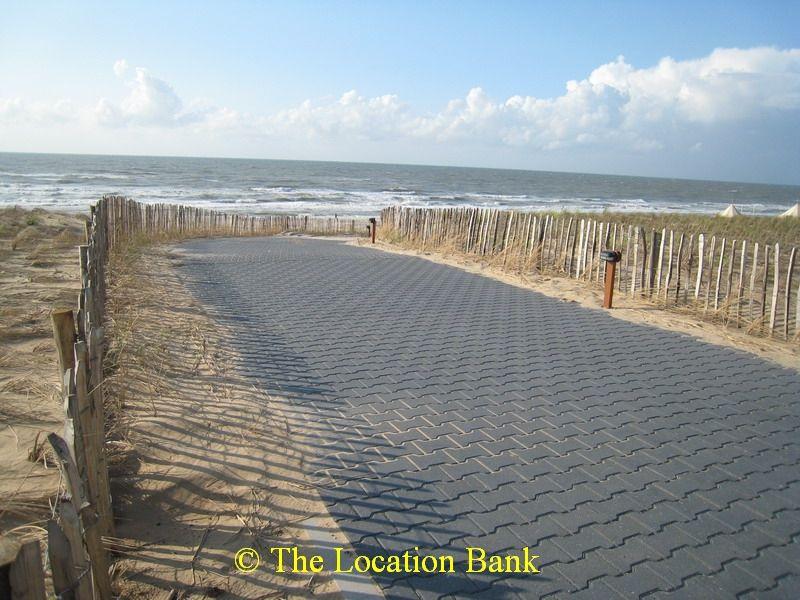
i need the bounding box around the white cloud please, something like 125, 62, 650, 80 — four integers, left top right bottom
0, 97, 76, 124
95, 64, 201, 127
113, 59, 129, 78
2, 47, 799, 164
252, 46, 800, 153
262, 90, 412, 140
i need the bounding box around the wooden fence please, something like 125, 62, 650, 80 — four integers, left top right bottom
0, 196, 369, 598
98, 194, 366, 243
380, 206, 800, 341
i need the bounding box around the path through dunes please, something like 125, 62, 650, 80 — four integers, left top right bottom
176, 236, 800, 599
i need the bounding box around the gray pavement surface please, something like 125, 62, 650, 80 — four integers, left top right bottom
177, 236, 800, 599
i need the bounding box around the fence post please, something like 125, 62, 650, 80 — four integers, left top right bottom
48, 434, 112, 600
785, 247, 796, 340
51, 310, 77, 376
2, 540, 46, 600
769, 244, 780, 336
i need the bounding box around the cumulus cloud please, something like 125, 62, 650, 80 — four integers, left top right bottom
262, 90, 412, 140
113, 59, 129, 78
256, 46, 800, 153
95, 62, 204, 127
3, 47, 799, 158
0, 97, 76, 124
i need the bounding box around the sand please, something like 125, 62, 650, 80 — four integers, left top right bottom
355, 239, 799, 372
0, 208, 85, 551
105, 243, 346, 598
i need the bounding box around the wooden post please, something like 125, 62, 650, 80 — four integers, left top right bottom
575, 219, 585, 278
704, 236, 717, 312
655, 227, 666, 293
5, 540, 46, 600
647, 229, 658, 296
663, 231, 674, 303
725, 240, 737, 322
51, 310, 77, 377
796, 279, 800, 341
595, 222, 604, 282
769, 243, 780, 336
749, 242, 759, 320
785, 247, 796, 340
694, 234, 705, 299
736, 240, 747, 327
586, 220, 596, 281
48, 520, 80, 600
630, 227, 640, 296
761, 245, 771, 330
621, 225, 632, 292
683, 234, 694, 304
569, 220, 579, 276
672, 233, 684, 305
57, 501, 93, 600
714, 238, 727, 311
47, 434, 112, 600
563, 218, 575, 272
640, 229, 649, 296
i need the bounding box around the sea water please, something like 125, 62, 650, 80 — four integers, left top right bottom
1, 152, 797, 217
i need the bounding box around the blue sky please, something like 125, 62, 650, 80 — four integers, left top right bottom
1, 1, 799, 183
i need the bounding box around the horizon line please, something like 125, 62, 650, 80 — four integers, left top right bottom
1, 149, 799, 190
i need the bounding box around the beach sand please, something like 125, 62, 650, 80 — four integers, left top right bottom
105, 243, 344, 598
0, 208, 85, 552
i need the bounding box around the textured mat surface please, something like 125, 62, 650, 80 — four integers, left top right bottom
177, 236, 800, 599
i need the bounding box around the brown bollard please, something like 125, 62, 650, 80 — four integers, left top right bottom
369, 217, 377, 244
600, 250, 622, 308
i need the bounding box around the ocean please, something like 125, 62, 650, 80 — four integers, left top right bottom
1, 152, 798, 217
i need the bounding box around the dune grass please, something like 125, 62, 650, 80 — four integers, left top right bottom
585, 211, 798, 248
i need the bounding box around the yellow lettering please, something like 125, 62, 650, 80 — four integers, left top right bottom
269, 547, 290, 573
309, 555, 323, 573
335, 547, 353, 573
524, 548, 540, 573
466, 547, 486, 572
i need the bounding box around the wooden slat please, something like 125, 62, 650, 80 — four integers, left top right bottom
655, 227, 666, 293
630, 227, 640, 296
694, 234, 705, 299
47, 434, 112, 600
761, 245, 771, 331
736, 240, 747, 327
714, 238, 727, 311
673, 233, 685, 304
769, 243, 780, 336
704, 236, 717, 312
749, 242, 760, 320
8, 540, 46, 600
663, 231, 674, 302
785, 247, 796, 339
58, 501, 93, 600
51, 310, 76, 377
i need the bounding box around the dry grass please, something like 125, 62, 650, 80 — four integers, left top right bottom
104, 240, 342, 599
564, 211, 799, 248
0, 207, 84, 546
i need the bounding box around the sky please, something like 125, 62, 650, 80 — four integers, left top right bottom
1, 0, 799, 184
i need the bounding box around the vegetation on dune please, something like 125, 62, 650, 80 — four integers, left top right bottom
583, 211, 799, 248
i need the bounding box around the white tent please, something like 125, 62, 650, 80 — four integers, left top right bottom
718, 204, 741, 218
778, 203, 800, 218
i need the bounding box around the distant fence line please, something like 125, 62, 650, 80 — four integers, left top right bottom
100, 194, 366, 243
0, 196, 369, 598
380, 205, 799, 341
